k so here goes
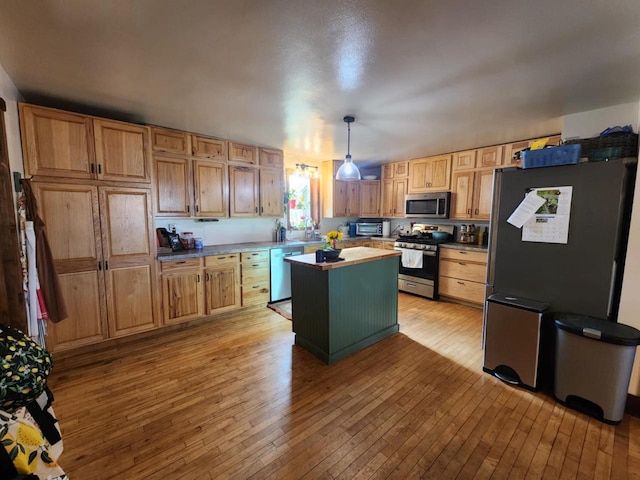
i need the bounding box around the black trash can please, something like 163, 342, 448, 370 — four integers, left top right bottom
554, 314, 640, 424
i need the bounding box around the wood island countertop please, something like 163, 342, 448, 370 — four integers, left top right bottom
284, 246, 400, 271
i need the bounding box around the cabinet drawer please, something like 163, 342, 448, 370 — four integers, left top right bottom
242, 283, 270, 306
241, 250, 269, 263
192, 135, 227, 160
151, 127, 191, 155
383, 242, 396, 250
241, 262, 269, 284
229, 142, 258, 164
205, 253, 239, 266
440, 259, 486, 283
160, 257, 202, 272
438, 276, 485, 304
341, 241, 363, 248
439, 248, 487, 264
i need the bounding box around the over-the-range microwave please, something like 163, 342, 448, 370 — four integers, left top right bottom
405, 192, 451, 219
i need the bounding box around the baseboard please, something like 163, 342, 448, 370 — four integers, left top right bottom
626, 393, 640, 418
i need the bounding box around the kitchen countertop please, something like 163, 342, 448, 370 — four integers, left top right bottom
157, 236, 486, 261
284, 246, 400, 271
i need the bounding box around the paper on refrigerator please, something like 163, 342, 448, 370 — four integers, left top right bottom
508, 186, 573, 244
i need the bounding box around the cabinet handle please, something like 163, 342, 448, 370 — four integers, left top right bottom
187, 205, 190, 213
98, 261, 102, 271
467, 208, 471, 214
459, 251, 468, 254
253, 285, 260, 289
260, 206, 263, 214
457, 281, 465, 285
105, 261, 109, 270
177, 260, 186, 264
255, 207, 258, 213
206, 273, 210, 281
195, 205, 199, 213
98, 164, 102, 174
91, 163, 95, 174
217, 256, 226, 260
197, 274, 201, 282
475, 209, 479, 215
459, 262, 467, 266
252, 264, 260, 267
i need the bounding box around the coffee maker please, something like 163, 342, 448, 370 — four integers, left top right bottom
156, 228, 184, 251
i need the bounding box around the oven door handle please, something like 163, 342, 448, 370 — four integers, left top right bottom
423, 251, 436, 257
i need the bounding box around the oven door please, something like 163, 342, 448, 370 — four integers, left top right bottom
395, 247, 439, 299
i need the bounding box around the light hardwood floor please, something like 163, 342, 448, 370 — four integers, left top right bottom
48, 293, 640, 479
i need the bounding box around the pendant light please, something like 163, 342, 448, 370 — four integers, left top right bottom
335, 115, 361, 180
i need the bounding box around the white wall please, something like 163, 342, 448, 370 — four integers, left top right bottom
0, 63, 24, 210
564, 102, 640, 396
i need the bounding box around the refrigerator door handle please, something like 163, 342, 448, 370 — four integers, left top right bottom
607, 260, 617, 318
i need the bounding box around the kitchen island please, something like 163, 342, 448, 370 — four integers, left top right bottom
285, 247, 401, 364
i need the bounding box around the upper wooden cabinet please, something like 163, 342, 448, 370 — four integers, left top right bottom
93, 119, 151, 183
259, 148, 284, 168
151, 127, 191, 155
154, 155, 192, 216
19, 104, 151, 183
452, 150, 478, 171
408, 154, 452, 193
20, 104, 94, 179
382, 161, 409, 179
229, 142, 258, 165
451, 168, 495, 220
359, 180, 381, 217
382, 178, 408, 217
229, 165, 260, 216
259, 167, 284, 217
476, 145, 504, 169
192, 135, 227, 160
193, 160, 229, 217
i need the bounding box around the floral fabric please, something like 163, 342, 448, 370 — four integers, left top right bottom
0, 325, 52, 413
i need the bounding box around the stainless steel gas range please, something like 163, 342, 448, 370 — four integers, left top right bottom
394, 224, 455, 300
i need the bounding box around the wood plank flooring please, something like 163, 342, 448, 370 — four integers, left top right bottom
48, 293, 640, 479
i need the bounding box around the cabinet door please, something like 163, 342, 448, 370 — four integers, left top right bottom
205, 265, 241, 314
393, 178, 408, 217
452, 150, 477, 171
229, 142, 258, 164
477, 146, 504, 169
162, 270, 204, 323
192, 135, 227, 160
259, 148, 284, 168
194, 160, 228, 217
151, 127, 191, 155
394, 161, 409, 177
155, 155, 192, 217
229, 165, 260, 216
19, 104, 95, 179
381, 179, 394, 217
472, 169, 495, 220
46, 270, 107, 352
408, 158, 429, 193
359, 181, 380, 217
333, 180, 349, 217
346, 181, 360, 217
408, 155, 451, 192
105, 263, 156, 337
450, 171, 474, 220
259, 168, 284, 217
429, 155, 452, 190
382, 164, 394, 179
93, 119, 150, 183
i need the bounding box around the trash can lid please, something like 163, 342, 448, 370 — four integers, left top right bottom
554, 313, 640, 346
486, 293, 549, 313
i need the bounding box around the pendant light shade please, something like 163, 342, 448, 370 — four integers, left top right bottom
336, 115, 361, 181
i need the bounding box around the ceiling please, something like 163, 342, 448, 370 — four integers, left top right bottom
1, 0, 640, 167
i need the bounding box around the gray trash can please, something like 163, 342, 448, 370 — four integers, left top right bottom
554, 314, 640, 424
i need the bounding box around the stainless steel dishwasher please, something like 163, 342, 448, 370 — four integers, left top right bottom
270, 246, 305, 302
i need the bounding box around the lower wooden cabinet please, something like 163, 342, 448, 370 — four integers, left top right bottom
438, 248, 488, 306
240, 251, 270, 306
204, 254, 241, 314
161, 258, 204, 324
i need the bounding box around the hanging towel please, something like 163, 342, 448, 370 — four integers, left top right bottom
20, 179, 67, 323
401, 249, 423, 269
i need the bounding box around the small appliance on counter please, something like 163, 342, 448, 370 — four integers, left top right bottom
156, 227, 184, 251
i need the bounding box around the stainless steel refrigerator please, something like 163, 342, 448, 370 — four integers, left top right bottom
486, 158, 636, 321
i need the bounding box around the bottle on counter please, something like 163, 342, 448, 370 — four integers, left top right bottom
182, 232, 195, 249
477, 229, 484, 246
483, 227, 489, 246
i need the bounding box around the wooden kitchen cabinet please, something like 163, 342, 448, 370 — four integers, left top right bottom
161, 258, 204, 324
450, 168, 494, 220
321, 160, 361, 218
408, 154, 452, 193
259, 167, 285, 217
438, 248, 487, 306
229, 165, 260, 216
359, 180, 381, 217
381, 177, 408, 217
192, 134, 227, 160
193, 160, 229, 217
476, 145, 504, 169
93, 119, 151, 183
229, 141, 259, 165
382, 161, 409, 179
240, 251, 270, 306
151, 127, 191, 155
452, 150, 478, 171
204, 254, 241, 314
259, 148, 284, 168
33, 181, 158, 351
20, 104, 151, 183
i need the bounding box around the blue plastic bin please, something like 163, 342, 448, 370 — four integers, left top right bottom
521, 144, 581, 169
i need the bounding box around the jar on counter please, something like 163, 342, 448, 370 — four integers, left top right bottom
182, 232, 195, 249
194, 237, 203, 249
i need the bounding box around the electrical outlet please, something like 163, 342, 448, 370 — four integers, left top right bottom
168, 223, 177, 233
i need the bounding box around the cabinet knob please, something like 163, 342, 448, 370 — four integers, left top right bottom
457, 281, 465, 285
475, 209, 479, 215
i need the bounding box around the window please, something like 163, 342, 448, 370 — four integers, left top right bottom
286, 166, 320, 230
